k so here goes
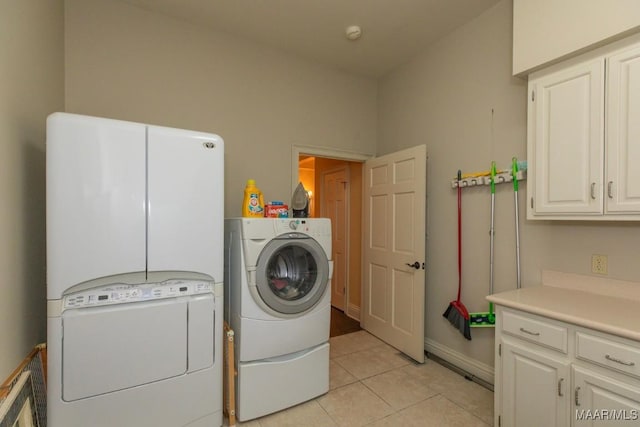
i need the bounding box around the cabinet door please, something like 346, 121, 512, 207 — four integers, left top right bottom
528, 59, 605, 216
501, 339, 571, 427
573, 366, 640, 426
46, 113, 147, 298
606, 44, 640, 214
147, 126, 224, 281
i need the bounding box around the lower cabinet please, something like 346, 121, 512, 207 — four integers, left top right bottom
494, 306, 640, 427
573, 367, 640, 426
501, 339, 570, 427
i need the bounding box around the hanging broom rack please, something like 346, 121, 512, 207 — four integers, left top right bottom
451, 169, 527, 189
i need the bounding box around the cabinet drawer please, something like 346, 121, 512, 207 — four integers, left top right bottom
576, 332, 640, 379
502, 310, 568, 353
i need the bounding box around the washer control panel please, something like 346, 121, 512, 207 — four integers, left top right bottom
63, 279, 213, 309
275, 219, 309, 233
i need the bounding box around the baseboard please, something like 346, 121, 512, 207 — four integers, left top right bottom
346, 303, 360, 321
424, 337, 494, 386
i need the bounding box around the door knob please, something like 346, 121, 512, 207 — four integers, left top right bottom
406, 261, 421, 269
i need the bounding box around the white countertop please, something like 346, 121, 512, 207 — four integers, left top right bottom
487, 270, 640, 341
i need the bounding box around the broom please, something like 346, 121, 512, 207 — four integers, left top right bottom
443, 170, 471, 340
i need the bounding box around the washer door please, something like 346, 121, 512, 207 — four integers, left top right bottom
255, 234, 329, 315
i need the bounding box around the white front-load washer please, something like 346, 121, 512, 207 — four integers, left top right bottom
224, 218, 332, 421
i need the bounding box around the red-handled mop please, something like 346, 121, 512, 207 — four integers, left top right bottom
443, 170, 471, 340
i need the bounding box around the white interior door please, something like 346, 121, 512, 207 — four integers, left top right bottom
362, 145, 426, 363
321, 167, 348, 311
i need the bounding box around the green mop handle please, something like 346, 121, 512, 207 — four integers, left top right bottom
490, 161, 497, 194
489, 161, 496, 321
512, 157, 522, 289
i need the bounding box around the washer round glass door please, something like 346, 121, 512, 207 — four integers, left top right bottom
255, 233, 329, 315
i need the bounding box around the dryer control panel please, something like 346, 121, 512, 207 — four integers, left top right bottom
62, 279, 213, 309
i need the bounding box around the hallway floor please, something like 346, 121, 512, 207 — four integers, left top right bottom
227, 330, 494, 426
330, 307, 362, 337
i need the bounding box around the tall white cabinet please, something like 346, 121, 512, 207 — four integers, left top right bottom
527, 35, 640, 220
47, 113, 224, 297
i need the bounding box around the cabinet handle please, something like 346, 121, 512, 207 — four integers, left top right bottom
530, 197, 534, 209
519, 327, 540, 336
608, 181, 613, 199
558, 378, 564, 397
590, 183, 596, 199
575, 387, 581, 406
605, 354, 635, 366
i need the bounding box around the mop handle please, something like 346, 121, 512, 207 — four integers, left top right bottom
457, 170, 462, 302
490, 161, 497, 194
512, 158, 522, 289
489, 162, 496, 296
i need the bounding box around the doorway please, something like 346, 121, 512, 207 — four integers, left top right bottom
293, 145, 427, 362
293, 146, 371, 325
297, 156, 363, 322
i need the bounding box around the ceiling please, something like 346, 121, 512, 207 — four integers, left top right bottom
121, 0, 501, 78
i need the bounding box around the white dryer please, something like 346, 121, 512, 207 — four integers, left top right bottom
46, 113, 224, 427
47, 278, 223, 427
224, 218, 332, 421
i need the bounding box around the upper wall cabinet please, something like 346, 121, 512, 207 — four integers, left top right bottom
527, 38, 640, 220
512, 0, 640, 75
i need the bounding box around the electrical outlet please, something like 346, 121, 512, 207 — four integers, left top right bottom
591, 254, 608, 275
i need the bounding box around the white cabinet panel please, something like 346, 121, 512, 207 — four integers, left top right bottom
147, 126, 224, 281
528, 59, 605, 215
576, 332, 640, 379
47, 113, 146, 298
494, 306, 640, 427
501, 338, 570, 427
606, 44, 640, 214
573, 366, 640, 426
187, 294, 215, 372
527, 37, 640, 220
502, 309, 568, 352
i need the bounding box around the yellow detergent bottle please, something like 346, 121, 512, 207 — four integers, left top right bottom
242, 179, 265, 217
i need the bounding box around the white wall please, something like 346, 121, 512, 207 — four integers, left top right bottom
64, 0, 378, 218
378, 0, 640, 370
513, 0, 640, 74
0, 0, 64, 378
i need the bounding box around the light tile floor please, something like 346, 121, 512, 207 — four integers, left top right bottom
227, 330, 494, 427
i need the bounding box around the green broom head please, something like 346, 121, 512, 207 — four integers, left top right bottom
443, 300, 471, 340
